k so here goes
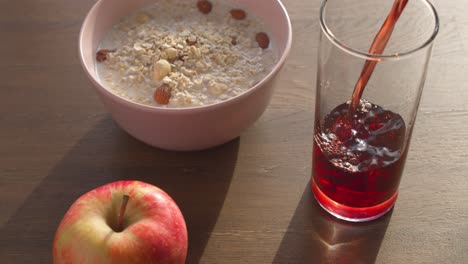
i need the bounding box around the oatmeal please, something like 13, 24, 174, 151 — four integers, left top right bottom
96, 0, 277, 108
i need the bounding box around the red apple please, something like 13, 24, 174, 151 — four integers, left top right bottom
53, 180, 188, 264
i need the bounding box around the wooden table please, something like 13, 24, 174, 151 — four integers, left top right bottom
1, 0, 467, 263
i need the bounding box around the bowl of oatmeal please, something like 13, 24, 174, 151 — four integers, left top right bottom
79, 0, 292, 151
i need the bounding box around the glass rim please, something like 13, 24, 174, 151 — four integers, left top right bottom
319, 0, 439, 61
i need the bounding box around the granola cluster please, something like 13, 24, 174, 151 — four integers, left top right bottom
96, 0, 277, 108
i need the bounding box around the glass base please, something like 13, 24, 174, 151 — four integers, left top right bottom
311, 179, 397, 222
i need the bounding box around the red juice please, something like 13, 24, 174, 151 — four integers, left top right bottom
311, 100, 408, 221
312, 0, 409, 221
349, 0, 408, 113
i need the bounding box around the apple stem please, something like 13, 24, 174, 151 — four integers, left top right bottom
117, 194, 130, 232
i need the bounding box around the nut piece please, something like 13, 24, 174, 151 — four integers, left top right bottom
190, 46, 201, 58
230, 9, 247, 20
164, 48, 178, 61
153, 84, 172, 105
197, 0, 212, 14
255, 32, 270, 49
96, 49, 115, 62
208, 82, 228, 95
153, 59, 172, 81
186, 35, 197, 46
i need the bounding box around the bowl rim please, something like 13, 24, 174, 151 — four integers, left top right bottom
79, 0, 293, 114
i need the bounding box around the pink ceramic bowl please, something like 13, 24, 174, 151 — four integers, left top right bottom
79, 0, 292, 151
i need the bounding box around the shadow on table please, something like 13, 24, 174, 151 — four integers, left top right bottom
273, 184, 393, 264
0, 117, 239, 264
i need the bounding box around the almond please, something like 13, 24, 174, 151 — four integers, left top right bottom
230, 9, 247, 20
153, 84, 172, 104
96, 49, 115, 62
197, 0, 212, 14
136, 13, 151, 24
255, 32, 270, 49
231, 37, 238, 46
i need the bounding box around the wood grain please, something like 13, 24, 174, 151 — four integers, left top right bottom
0, 0, 467, 263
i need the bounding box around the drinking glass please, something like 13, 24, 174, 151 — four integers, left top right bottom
311, 0, 439, 222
